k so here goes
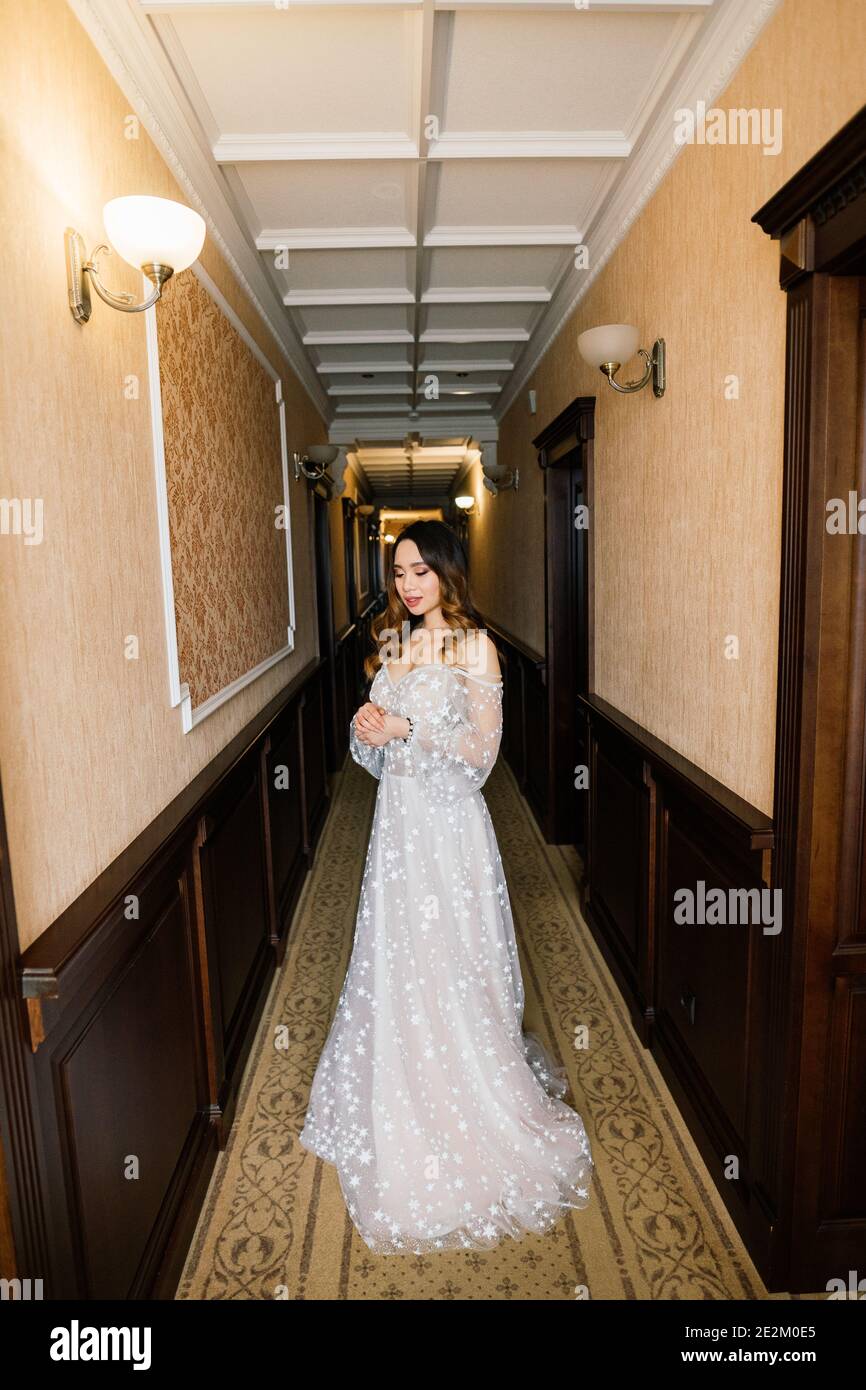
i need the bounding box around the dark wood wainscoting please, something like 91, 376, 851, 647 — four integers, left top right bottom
14, 658, 332, 1300
578, 695, 799, 1286
334, 594, 387, 763
486, 623, 547, 834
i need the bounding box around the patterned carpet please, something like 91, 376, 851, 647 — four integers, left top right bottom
177, 755, 799, 1301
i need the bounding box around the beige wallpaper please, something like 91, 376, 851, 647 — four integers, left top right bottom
0, 0, 326, 949
157, 269, 290, 709
479, 0, 866, 815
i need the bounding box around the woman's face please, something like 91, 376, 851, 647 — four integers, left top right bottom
393, 538, 441, 619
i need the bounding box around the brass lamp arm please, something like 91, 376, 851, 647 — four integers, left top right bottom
85, 246, 172, 314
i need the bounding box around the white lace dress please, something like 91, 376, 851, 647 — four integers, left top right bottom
298, 659, 594, 1254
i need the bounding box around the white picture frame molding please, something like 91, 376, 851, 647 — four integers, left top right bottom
145, 260, 296, 734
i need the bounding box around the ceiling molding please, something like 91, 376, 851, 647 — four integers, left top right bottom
70, 0, 330, 418
421, 287, 551, 303
428, 131, 632, 159
424, 225, 583, 246
139, 2, 715, 10
496, 0, 784, 419
257, 229, 416, 250
419, 328, 530, 342
316, 361, 414, 373
284, 290, 416, 306
214, 133, 418, 162
303, 330, 416, 345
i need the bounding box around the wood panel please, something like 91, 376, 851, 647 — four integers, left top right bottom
753, 101, 866, 1292
579, 692, 781, 1279
11, 659, 330, 1299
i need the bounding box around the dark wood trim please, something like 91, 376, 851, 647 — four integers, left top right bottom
342, 496, 358, 626
18, 657, 324, 1007
0, 768, 50, 1287
7, 657, 334, 1298
483, 622, 547, 832
580, 694, 774, 849
534, 395, 595, 846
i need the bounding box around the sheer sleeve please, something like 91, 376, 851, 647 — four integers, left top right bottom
410, 669, 503, 804
349, 712, 385, 780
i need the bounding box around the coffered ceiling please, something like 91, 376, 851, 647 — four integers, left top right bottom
73, 0, 779, 492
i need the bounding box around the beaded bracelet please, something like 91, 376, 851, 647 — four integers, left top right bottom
403, 715, 415, 743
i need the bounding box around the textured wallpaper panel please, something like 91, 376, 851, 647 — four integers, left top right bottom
156, 269, 290, 709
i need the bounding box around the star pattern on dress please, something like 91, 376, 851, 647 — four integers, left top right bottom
298, 659, 594, 1254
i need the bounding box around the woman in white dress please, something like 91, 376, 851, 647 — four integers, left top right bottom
298, 520, 593, 1253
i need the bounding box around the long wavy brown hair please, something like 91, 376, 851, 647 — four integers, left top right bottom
363, 519, 486, 682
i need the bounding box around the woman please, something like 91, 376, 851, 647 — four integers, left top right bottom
298, 519, 593, 1253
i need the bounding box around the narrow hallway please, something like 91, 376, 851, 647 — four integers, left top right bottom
178, 752, 776, 1301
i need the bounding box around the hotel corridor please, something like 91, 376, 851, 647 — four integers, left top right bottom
178, 750, 781, 1301
3, 0, 866, 1343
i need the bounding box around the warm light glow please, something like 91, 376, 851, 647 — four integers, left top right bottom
577, 323, 639, 369
384, 533, 396, 544
454, 495, 474, 509
103, 195, 206, 272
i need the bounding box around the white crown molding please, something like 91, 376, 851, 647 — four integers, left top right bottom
257, 228, 416, 250
68, 0, 330, 421
428, 131, 632, 159
144, 262, 296, 734
425, 224, 583, 246
496, 0, 784, 420
214, 133, 418, 162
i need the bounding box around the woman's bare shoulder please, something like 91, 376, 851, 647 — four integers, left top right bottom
461, 629, 501, 679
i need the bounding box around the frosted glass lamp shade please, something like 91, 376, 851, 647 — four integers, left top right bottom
577, 323, 640, 369
103, 196, 206, 272
454, 495, 474, 509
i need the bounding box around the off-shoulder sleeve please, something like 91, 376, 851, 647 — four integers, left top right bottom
349, 711, 385, 780
410, 669, 503, 804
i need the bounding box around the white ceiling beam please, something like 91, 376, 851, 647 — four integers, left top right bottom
139, 1, 715, 11
214, 134, 418, 162
329, 385, 414, 395
302, 330, 415, 345
424, 225, 583, 246
428, 132, 631, 159
421, 287, 550, 303
419, 358, 514, 371
415, 383, 502, 394
284, 290, 415, 306
257, 229, 416, 250
419, 329, 529, 343
316, 361, 414, 373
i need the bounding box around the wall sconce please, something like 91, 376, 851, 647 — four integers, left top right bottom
481, 466, 518, 496
577, 323, 665, 398
454, 494, 475, 513
65, 195, 206, 323
293, 445, 347, 496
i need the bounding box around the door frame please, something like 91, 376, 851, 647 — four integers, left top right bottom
753, 102, 866, 1289
533, 395, 595, 847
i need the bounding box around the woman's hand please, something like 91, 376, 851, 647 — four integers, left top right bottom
354, 704, 410, 747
